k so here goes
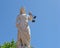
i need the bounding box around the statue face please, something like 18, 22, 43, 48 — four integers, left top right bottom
20, 7, 26, 14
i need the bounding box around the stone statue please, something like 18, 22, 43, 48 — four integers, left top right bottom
16, 7, 36, 48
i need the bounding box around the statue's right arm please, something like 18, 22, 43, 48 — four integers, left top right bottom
16, 15, 20, 28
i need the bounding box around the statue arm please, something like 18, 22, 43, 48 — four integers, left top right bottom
28, 12, 33, 21
28, 11, 36, 22
16, 15, 20, 27
28, 15, 33, 21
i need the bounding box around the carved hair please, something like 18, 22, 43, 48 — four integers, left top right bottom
20, 7, 26, 15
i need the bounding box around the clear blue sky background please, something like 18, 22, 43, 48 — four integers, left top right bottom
0, 0, 60, 48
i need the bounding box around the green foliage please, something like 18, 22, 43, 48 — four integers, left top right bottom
0, 40, 16, 48
0, 40, 33, 48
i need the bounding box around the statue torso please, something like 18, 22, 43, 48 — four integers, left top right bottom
18, 14, 29, 30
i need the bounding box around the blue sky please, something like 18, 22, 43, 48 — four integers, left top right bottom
0, 0, 60, 48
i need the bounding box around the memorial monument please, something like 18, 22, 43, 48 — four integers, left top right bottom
16, 7, 36, 48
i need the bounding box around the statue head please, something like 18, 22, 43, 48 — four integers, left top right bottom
20, 7, 26, 15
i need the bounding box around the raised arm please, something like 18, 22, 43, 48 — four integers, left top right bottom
28, 12, 33, 21
28, 12, 36, 22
